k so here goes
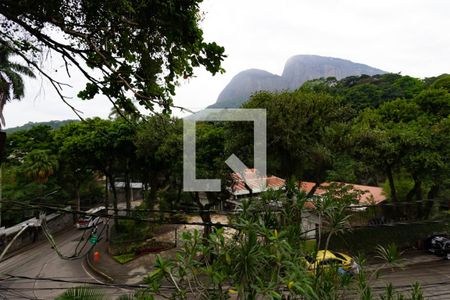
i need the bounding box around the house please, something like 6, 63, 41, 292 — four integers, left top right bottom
228, 168, 285, 198
299, 181, 387, 239
226, 170, 387, 239
228, 170, 386, 206
298, 181, 386, 206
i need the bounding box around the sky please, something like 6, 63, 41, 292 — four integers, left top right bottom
4, 0, 450, 128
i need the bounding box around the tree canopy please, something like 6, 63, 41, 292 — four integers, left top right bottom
0, 0, 225, 116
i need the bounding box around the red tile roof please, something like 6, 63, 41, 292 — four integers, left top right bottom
229, 169, 386, 207
299, 181, 386, 207
230, 169, 285, 195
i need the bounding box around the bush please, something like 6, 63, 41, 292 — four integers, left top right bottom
109, 219, 174, 257
113, 253, 136, 264
110, 238, 174, 259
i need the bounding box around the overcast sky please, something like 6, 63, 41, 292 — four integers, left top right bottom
4, 0, 450, 128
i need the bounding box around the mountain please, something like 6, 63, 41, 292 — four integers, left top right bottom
209, 55, 386, 108
4, 119, 79, 133
212, 69, 289, 108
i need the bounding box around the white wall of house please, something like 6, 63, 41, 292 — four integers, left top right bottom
302, 211, 320, 240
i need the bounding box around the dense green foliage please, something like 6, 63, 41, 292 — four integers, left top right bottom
1, 123, 103, 226
2, 73, 449, 228
228, 73, 450, 210
236, 90, 351, 182
0, 0, 225, 115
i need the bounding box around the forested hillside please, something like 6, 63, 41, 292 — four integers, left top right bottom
5, 120, 79, 133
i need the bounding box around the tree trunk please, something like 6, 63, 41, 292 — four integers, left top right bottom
423, 184, 440, 219
405, 174, 423, 218
415, 175, 423, 218
111, 177, 118, 216
104, 176, 110, 209
428, 184, 440, 200
124, 161, 131, 216
405, 187, 415, 202
176, 182, 182, 209
307, 182, 321, 198
76, 188, 81, 212
386, 165, 398, 202
406, 173, 423, 201
200, 210, 212, 240
193, 192, 213, 243
107, 174, 118, 226
147, 181, 158, 219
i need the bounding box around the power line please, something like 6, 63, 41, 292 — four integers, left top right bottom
39, 214, 111, 261
4, 199, 450, 231
0, 200, 240, 229
2, 274, 152, 290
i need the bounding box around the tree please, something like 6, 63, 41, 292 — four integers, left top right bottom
191, 122, 229, 239
110, 119, 138, 213
0, 44, 35, 128
335, 74, 423, 110
5, 124, 55, 165
350, 81, 450, 210
0, 0, 225, 116
56, 118, 125, 218
135, 115, 183, 215
20, 149, 58, 183
233, 89, 352, 192
136, 118, 230, 238
350, 105, 418, 203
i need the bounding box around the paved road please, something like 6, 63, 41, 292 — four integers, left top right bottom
371, 258, 450, 299
0, 226, 123, 299
3, 224, 450, 299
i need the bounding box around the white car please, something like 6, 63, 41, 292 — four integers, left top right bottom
76, 206, 105, 229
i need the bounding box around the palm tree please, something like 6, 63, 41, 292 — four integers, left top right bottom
21, 150, 59, 183
0, 44, 35, 128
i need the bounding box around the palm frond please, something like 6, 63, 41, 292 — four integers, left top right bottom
375, 244, 404, 268
0, 43, 35, 128
117, 291, 155, 300
9, 62, 36, 78
55, 286, 105, 300
3, 69, 25, 99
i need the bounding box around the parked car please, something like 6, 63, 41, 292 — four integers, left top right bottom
76, 206, 105, 229
304, 250, 360, 275
425, 235, 450, 259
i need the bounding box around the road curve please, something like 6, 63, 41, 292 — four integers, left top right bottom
0, 227, 121, 299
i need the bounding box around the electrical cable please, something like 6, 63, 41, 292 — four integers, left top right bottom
39, 214, 111, 260
4, 199, 449, 232
0, 200, 240, 229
